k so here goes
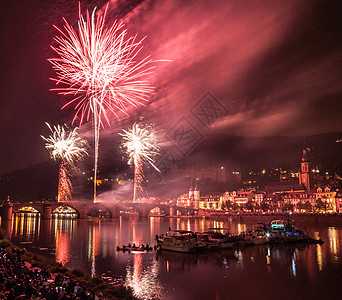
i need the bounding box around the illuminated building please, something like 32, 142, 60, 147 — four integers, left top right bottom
193, 181, 200, 210
177, 181, 200, 209
254, 193, 264, 206
335, 193, 342, 213
315, 186, 336, 212
176, 193, 189, 207
233, 190, 254, 205
265, 149, 311, 194
281, 191, 316, 211
199, 194, 221, 210
220, 191, 237, 204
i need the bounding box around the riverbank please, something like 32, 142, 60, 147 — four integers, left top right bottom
214, 213, 342, 226
0, 238, 132, 299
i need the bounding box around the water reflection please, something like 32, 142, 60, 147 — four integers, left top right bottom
55, 230, 70, 266
4, 215, 342, 299
125, 253, 162, 300
52, 215, 77, 266
316, 244, 324, 272
12, 213, 40, 240
291, 253, 296, 277
328, 227, 340, 262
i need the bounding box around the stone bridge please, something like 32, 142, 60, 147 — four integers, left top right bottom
0, 201, 198, 221
129, 203, 198, 218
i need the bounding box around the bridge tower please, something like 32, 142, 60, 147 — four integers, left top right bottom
1, 196, 13, 221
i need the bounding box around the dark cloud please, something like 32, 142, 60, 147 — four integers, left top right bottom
1, 0, 342, 175
114, 0, 342, 137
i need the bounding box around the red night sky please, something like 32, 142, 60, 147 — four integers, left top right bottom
1, 0, 342, 174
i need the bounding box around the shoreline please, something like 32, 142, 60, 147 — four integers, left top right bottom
165, 213, 342, 226
228, 213, 342, 226
0, 239, 132, 299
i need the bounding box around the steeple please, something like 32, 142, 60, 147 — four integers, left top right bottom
189, 180, 194, 199
193, 180, 200, 210
299, 148, 310, 191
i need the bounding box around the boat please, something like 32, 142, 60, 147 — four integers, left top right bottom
266, 220, 315, 244
116, 244, 153, 252
149, 212, 166, 217
156, 230, 196, 252
270, 220, 286, 230
250, 228, 269, 245
196, 232, 220, 250
193, 241, 208, 251
206, 228, 234, 249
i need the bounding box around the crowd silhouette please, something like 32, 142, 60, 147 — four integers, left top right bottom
0, 247, 99, 299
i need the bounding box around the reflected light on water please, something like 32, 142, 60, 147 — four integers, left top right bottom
125, 253, 162, 299
176, 218, 181, 230
87, 222, 100, 278
291, 253, 297, 277
8, 215, 342, 299
234, 250, 244, 269
266, 247, 271, 266
53, 216, 76, 266
55, 230, 70, 266
91, 226, 96, 277
187, 219, 191, 231
52, 216, 76, 236
213, 220, 224, 228
328, 227, 339, 262
237, 223, 246, 234
12, 213, 40, 238
316, 244, 323, 272
199, 219, 206, 232
149, 217, 154, 241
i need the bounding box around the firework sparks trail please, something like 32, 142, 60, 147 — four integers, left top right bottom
58, 162, 73, 202
41, 123, 88, 202
49, 3, 155, 202
120, 123, 160, 202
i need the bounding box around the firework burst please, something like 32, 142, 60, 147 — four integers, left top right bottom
120, 123, 160, 202
41, 123, 89, 165
49, 3, 155, 202
41, 123, 88, 202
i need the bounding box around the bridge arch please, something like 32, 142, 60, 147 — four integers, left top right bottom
87, 204, 112, 218
13, 205, 42, 216
148, 207, 166, 216
128, 204, 171, 218
52, 205, 79, 218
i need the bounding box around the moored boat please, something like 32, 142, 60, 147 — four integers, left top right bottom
119, 210, 139, 218
116, 244, 153, 252
207, 228, 234, 249
156, 230, 196, 253
265, 220, 322, 244
248, 227, 269, 245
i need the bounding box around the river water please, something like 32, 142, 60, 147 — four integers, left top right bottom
2, 214, 342, 300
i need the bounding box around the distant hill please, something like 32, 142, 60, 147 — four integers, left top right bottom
0, 161, 58, 202
1, 132, 342, 201
180, 132, 342, 172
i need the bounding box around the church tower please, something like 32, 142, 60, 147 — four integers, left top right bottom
193, 180, 200, 210
299, 148, 310, 191
188, 181, 194, 207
